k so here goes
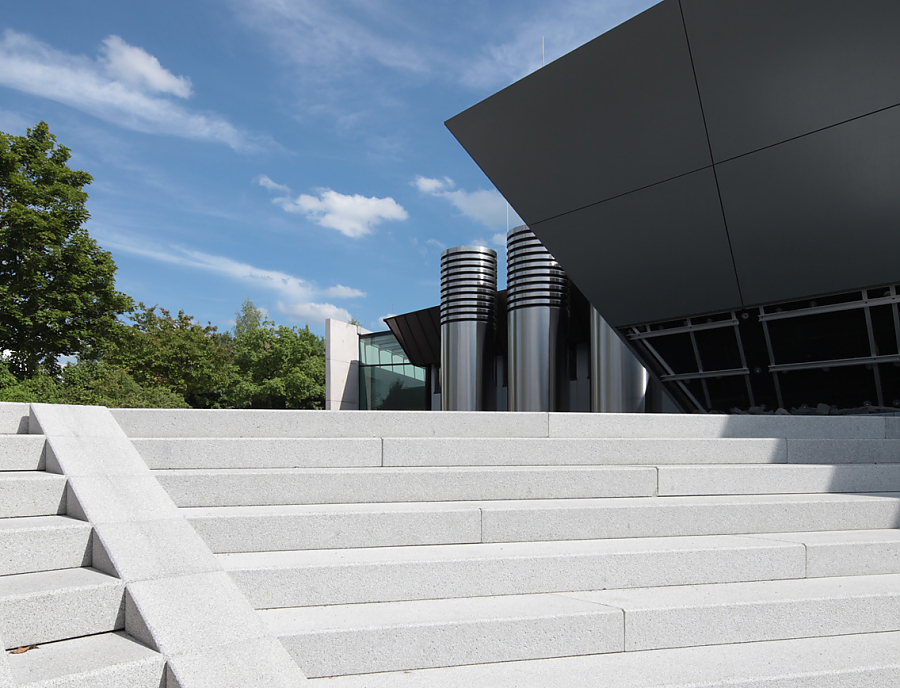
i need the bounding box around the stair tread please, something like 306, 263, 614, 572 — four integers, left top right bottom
0, 567, 121, 598
0, 435, 45, 471
0, 515, 89, 533
306, 630, 900, 687
220, 533, 803, 569
7, 631, 165, 688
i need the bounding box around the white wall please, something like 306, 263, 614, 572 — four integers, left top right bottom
324, 319, 370, 410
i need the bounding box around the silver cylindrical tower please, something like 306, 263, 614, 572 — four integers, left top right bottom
440, 246, 497, 411
507, 225, 567, 412
590, 306, 649, 413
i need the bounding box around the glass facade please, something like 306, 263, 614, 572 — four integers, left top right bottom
359, 331, 429, 410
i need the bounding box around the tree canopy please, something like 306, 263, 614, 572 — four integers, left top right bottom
0, 122, 131, 378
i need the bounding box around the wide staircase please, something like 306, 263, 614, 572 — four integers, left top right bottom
112, 408, 900, 686
0, 403, 165, 687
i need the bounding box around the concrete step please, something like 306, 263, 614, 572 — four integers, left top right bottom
0, 567, 125, 648
658, 463, 900, 495
265, 573, 900, 677
563, 573, 900, 652
0, 402, 30, 434
221, 534, 807, 608
185, 493, 900, 552
0, 435, 45, 470
787, 438, 900, 463
7, 631, 165, 688
111, 408, 897, 439
132, 437, 382, 469
0, 472, 66, 518
758, 529, 900, 577
0, 516, 91, 576
112, 409, 550, 438
308, 630, 900, 687
264, 591, 624, 677
382, 437, 788, 465
156, 466, 657, 507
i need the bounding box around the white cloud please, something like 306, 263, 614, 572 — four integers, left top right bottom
100, 231, 361, 326
229, 0, 429, 77
490, 233, 507, 247
101, 35, 192, 98
260, 179, 408, 238
323, 284, 366, 299
414, 175, 522, 230
279, 300, 351, 324
0, 30, 261, 151
460, 0, 657, 89
257, 175, 290, 193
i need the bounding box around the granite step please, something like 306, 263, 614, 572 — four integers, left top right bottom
7, 631, 165, 688
307, 630, 900, 687
0, 516, 92, 576
0, 568, 125, 649
221, 534, 806, 608
185, 493, 900, 552
0, 472, 66, 518
155, 465, 657, 507
0, 435, 45, 470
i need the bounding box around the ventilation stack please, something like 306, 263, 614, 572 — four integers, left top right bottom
440, 246, 498, 411
590, 307, 649, 413
506, 225, 567, 411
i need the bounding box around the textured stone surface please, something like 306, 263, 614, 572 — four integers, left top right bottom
166, 637, 308, 687
185, 503, 482, 552
125, 571, 267, 656
64, 475, 180, 525
222, 535, 804, 608
30, 404, 125, 438
658, 463, 900, 495
383, 437, 786, 466
267, 593, 624, 677
91, 519, 220, 583
480, 493, 900, 542
45, 436, 150, 477
0, 516, 91, 576
564, 573, 900, 651
787, 439, 900, 463
7, 631, 165, 688
133, 437, 381, 469
0, 435, 45, 470
548, 412, 886, 439
156, 466, 657, 507
307, 630, 900, 688
0, 402, 29, 435
111, 409, 549, 438
0, 568, 124, 648
0, 473, 66, 518
755, 529, 900, 578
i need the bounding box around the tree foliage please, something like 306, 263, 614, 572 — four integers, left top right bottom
0, 122, 132, 378
104, 303, 235, 408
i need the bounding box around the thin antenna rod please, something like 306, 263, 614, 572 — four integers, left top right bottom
507, 201, 509, 230
542, 36, 545, 67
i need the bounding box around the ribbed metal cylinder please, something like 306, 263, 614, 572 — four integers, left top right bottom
590, 306, 649, 413
507, 225, 567, 412
440, 246, 497, 411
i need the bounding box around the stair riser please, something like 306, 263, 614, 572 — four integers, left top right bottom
383, 438, 787, 466
228, 544, 805, 607
280, 608, 623, 677
0, 523, 91, 576
188, 498, 900, 552
0, 436, 45, 470
483, 499, 900, 543
158, 467, 657, 507
0, 475, 66, 518
133, 438, 382, 469
189, 509, 482, 552
659, 464, 900, 496
0, 403, 29, 435
0, 583, 125, 648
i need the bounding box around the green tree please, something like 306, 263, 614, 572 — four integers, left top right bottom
225, 311, 325, 409
104, 303, 235, 408
233, 298, 263, 336
0, 122, 132, 378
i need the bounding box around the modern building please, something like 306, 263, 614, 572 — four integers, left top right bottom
445, 0, 900, 415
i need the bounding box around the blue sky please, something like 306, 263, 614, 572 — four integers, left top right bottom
0, 0, 655, 335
